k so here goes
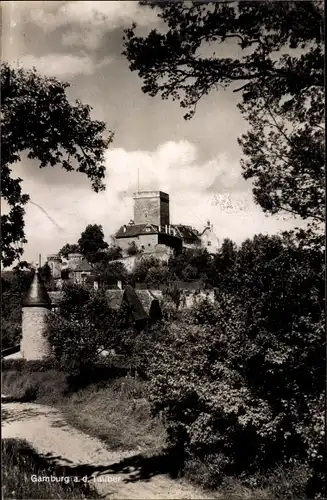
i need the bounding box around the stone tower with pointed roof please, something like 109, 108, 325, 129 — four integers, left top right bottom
21, 269, 52, 360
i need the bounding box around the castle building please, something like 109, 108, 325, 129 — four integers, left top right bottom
47, 252, 94, 288
115, 191, 217, 258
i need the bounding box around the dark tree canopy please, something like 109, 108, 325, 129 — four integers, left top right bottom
78, 224, 109, 263
59, 243, 81, 259
1, 63, 113, 267
123, 1, 324, 229
123, 1, 323, 117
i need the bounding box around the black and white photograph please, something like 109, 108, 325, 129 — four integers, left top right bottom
1, 1, 325, 499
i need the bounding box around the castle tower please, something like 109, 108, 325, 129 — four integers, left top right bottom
133, 191, 170, 226
46, 254, 62, 279
21, 269, 52, 360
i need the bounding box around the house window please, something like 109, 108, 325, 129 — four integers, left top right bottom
141, 245, 145, 249
148, 243, 151, 246
145, 227, 151, 232
207, 241, 211, 246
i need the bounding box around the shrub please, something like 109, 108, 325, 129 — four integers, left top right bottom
46, 283, 121, 377
62, 377, 166, 453
162, 283, 183, 310
188, 297, 219, 325
1, 269, 34, 349
127, 241, 139, 256
146, 286, 325, 497
2, 358, 60, 372
1, 367, 68, 403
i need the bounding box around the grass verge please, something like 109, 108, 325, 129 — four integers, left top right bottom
2, 438, 98, 499
1, 363, 312, 500
2, 365, 166, 454
59, 375, 167, 454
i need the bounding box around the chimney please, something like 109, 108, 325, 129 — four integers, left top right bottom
165, 224, 168, 233
117, 280, 122, 290
123, 225, 127, 233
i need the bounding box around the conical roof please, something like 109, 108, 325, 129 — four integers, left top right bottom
22, 269, 51, 308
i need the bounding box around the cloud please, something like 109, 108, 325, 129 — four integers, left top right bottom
17, 140, 301, 263
27, 1, 161, 50
13, 54, 112, 78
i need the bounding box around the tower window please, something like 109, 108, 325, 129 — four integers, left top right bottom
207, 241, 211, 246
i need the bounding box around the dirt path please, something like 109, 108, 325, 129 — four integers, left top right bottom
2, 400, 216, 499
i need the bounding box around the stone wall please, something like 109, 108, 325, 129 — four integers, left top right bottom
133, 191, 170, 226
47, 255, 62, 279
21, 307, 50, 360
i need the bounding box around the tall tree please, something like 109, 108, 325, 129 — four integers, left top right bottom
78, 224, 109, 263
168, 248, 213, 283
1, 63, 113, 267
123, 1, 324, 230
212, 238, 237, 290
59, 243, 81, 259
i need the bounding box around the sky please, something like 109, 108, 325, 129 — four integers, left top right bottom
2, 1, 303, 265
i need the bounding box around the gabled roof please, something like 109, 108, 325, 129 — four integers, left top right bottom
123, 285, 149, 322
116, 223, 200, 240
116, 224, 159, 238
73, 261, 94, 272
48, 285, 161, 324
135, 290, 154, 315
105, 290, 124, 309
173, 224, 200, 240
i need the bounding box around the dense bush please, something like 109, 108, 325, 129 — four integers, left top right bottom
2, 369, 69, 403
2, 358, 60, 372
146, 234, 325, 498
126, 241, 140, 256
1, 269, 34, 349
46, 283, 122, 377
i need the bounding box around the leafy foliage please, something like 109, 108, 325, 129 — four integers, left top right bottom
59, 243, 80, 259
1, 268, 34, 349
107, 245, 123, 261
123, 1, 324, 227
98, 261, 128, 288
126, 241, 140, 256
46, 283, 119, 376
130, 256, 162, 284
78, 224, 109, 263
168, 248, 213, 284
146, 233, 325, 497
1, 63, 113, 267
124, 1, 323, 118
